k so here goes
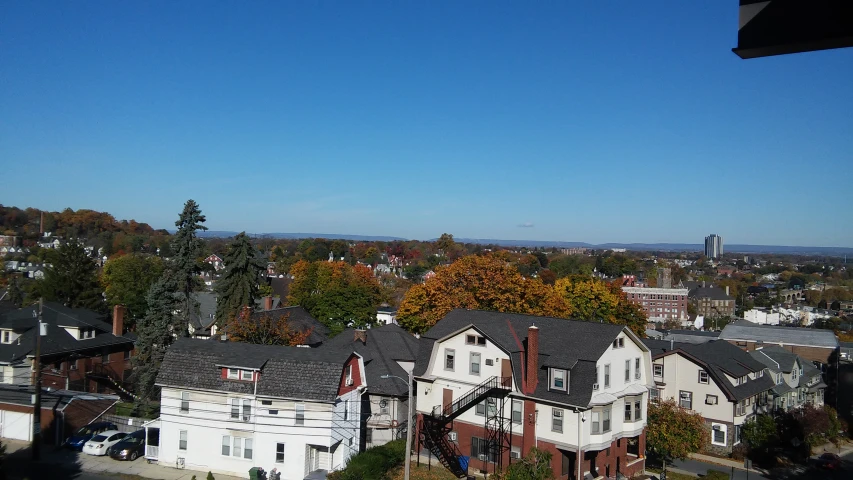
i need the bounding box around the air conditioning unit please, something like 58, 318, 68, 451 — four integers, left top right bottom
478, 454, 487, 461
485, 359, 494, 366
593, 383, 599, 391
448, 431, 457, 441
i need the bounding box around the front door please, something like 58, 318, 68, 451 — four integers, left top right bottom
443, 388, 453, 414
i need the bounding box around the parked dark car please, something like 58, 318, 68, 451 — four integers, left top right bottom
107, 430, 145, 461
815, 452, 841, 470
63, 421, 118, 451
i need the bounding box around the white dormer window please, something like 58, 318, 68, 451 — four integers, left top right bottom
549, 368, 567, 392
1, 331, 11, 344
226, 368, 254, 381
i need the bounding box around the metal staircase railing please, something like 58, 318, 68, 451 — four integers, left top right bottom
421, 376, 511, 478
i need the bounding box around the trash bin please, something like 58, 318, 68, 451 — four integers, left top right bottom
249, 467, 260, 480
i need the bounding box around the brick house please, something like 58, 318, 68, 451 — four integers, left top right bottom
414, 310, 653, 479
0, 303, 135, 397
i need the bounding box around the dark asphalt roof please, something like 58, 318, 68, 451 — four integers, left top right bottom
414, 309, 632, 408
0, 302, 135, 363
248, 306, 329, 346
643, 338, 775, 402
319, 324, 420, 397
689, 287, 734, 301
156, 337, 350, 402
749, 346, 798, 373
720, 321, 839, 348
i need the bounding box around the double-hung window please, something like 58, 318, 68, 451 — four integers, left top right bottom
604, 364, 610, 387
221, 436, 253, 459
242, 399, 251, 421
602, 407, 611, 432
635, 358, 641, 379
470, 352, 481, 376
180, 392, 189, 413
295, 404, 305, 425
511, 400, 522, 424
591, 411, 601, 434
698, 370, 709, 384
552, 408, 563, 433
634, 399, 641, 420
624, 402, 632, 421
550, 369, 567, 391
276, 443, 285, 463
625, 360, 631, 382
231, 399, 240, 419
679, 391, 693, 409
653, 364, 663, 378
445, 349, 455, 371
179, 430, 187, 451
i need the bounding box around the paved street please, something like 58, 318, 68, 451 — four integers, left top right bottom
2, 439, 244, 480
668, 448, 853, 480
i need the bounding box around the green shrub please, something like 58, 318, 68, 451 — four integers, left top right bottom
704, 469, 729, 480
207, 471, 215, 480
328, 439, 407, 480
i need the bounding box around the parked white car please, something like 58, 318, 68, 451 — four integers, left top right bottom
82, 430, 127, 456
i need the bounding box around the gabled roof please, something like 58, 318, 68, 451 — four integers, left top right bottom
749, 346, 798, 373
414, 309, 631, 408
0, 302, 134, 363
642, 338, 775, 402
720, 321, 839, 348
156, 337, 351, 402
320, 324, 420, 397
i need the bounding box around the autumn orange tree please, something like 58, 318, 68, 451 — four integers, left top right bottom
646, 399, 709, 472
228, 308, 313, 346
397, 254, 570, 333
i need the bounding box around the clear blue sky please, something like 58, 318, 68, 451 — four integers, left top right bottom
2, 2, 851, 246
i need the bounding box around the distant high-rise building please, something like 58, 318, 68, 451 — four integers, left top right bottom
704, 234, 723, 259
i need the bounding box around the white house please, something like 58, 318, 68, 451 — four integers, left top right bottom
414, 309, 653, 479
376, 307, 398, 325
153, 338, 366, 479
748, 346, 826, 411
642, 339, 776, 454
742, 308, 781, 325
320, 325, 420, 448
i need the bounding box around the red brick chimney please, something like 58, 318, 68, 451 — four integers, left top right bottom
113, 305, 124, 336
354, 329, 367, 344
526, 325, 539, 393
263, 296, 273, 311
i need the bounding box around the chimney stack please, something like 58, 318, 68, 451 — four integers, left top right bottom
354, 329, 367, 344
263, 296, 273, 311
702, 280, 706, 288
725, 286, 730, 296
113, 305, 124, 336
526, 325, 539, 393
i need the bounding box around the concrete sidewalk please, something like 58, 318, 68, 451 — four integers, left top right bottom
3, 439, 245, 480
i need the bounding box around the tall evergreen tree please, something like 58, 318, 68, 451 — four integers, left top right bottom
40, 242, 105, 312
132, 276, 179, 407
215, 232, 265, 325
7, 276, 24, 307
169, 199, 207, 336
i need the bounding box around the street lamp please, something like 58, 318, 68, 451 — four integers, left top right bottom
381, 371, 413, 480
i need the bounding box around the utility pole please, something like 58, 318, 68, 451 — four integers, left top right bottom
405, 367, 413, 480
32, 298, 44, 460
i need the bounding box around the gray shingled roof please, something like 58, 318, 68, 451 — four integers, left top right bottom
720, 321, 839, 348
319, 324, 420, 397
156, 337, 351, 402
689, 287, 734, 301
414, 309, 631, 408
749, 346, 798, 373
642, 338, 775, 402
0, 302, 135, 363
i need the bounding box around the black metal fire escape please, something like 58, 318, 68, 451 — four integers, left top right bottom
420, 376, 511, 478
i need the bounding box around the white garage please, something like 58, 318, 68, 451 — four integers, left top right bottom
0, 410, 32, 441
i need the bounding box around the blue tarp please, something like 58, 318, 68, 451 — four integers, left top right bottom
458, 455, 470, 471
